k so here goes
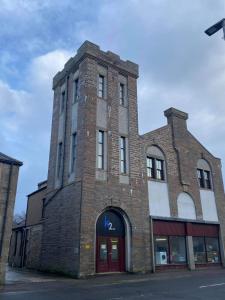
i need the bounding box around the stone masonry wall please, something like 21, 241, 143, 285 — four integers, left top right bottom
0, 163, 20, 284
141, 109, 225, 266
41, 41, 152, 277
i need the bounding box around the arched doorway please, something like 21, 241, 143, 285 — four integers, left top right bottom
96, 210, 125, 273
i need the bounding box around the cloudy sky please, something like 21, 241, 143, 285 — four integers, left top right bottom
1, 0, 225, 213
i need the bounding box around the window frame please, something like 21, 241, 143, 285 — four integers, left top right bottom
73, 78, 79, 103
147, 156, 165, 181
120, 136, 127, 174
193, 236, 220, 264
97, 130, 104, 170
119, 83, 125, 106
197, 168, 212, 190
71, 132, 77, 173
154, 235, 187, 266
98, 74, 105, 98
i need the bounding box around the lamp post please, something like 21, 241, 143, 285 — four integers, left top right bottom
205, 18, 225, 39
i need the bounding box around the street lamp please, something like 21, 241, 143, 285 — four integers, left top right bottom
205, 18, 225, 39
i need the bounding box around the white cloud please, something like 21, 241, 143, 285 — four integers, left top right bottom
1, 0, 225, 213
0, 49, 72, 212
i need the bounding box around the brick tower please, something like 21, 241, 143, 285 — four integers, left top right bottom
41, 41, 151, 277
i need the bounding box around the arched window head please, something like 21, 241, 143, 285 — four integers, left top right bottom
146, 146, 165, 181
177, 192, 196, 220
197, 159, 212, 190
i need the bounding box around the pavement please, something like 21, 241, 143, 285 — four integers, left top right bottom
1, 266, 225, 299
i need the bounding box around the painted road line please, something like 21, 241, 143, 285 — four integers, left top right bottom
199, 283, 225, 289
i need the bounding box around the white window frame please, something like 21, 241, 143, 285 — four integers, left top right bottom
120, 136, 127, 174
97, 130, 104, 169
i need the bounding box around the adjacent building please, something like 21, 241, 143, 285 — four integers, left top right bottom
9, 180, 46, 269
0, 152, 22, 284
8, 41, 225, 276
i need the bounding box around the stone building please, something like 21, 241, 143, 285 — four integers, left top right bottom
0, 152, 22, 284
9, 180, 46, 269
8, 41, 225, 276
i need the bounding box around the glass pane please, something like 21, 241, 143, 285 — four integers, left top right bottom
100, 242, 107, 261
156, 159, 162, 170
204, 171, 211, 189
120, 150, 124, 161
197, 169, 204, 188
120, 84, 124, 105
204, 171, 209, 180
111, 239, 119, 261
154, 236, 168, 265
98, 131, 103, 143
98, 156, 103, 169
147, 157, 153, 168
120, 137, 124, 148
156, 170, 161, 179
193, 237, 206, 263
98, 145, 103, 156
120, 161, 125, 173
170, 236, 186, 264
206, 237, 220, 263
99, 75, 103, 84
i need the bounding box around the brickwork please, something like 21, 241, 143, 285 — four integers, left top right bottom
141, 108, 225, 266
40, 41, 151, 277
22, 42, 225, 277
0, 154, 22, 284
25, 224, 43, 269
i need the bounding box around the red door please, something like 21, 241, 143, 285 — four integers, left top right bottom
96, 236, 125, 273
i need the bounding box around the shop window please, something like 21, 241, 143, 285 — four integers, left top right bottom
155, 236, 169, 265
193, 237, 206, 263
193, 236, 220, 264
170, 236, 186, 264
154, 236, 187, 265
205, 237, 220, 263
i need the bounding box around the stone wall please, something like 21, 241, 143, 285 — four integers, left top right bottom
40, 41, 151, 277
141, 108, 225, 266
0, 161, 21, 284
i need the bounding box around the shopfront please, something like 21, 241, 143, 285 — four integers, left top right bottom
188, 223, 221, 266
153, 220, 221, 269
96, 210, 125, 273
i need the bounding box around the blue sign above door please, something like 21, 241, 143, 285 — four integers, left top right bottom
97, 211, 125, 237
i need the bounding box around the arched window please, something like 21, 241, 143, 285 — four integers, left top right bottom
177, 193, 196, 220
197, 159, 212, 190
146, 146, 165, 181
